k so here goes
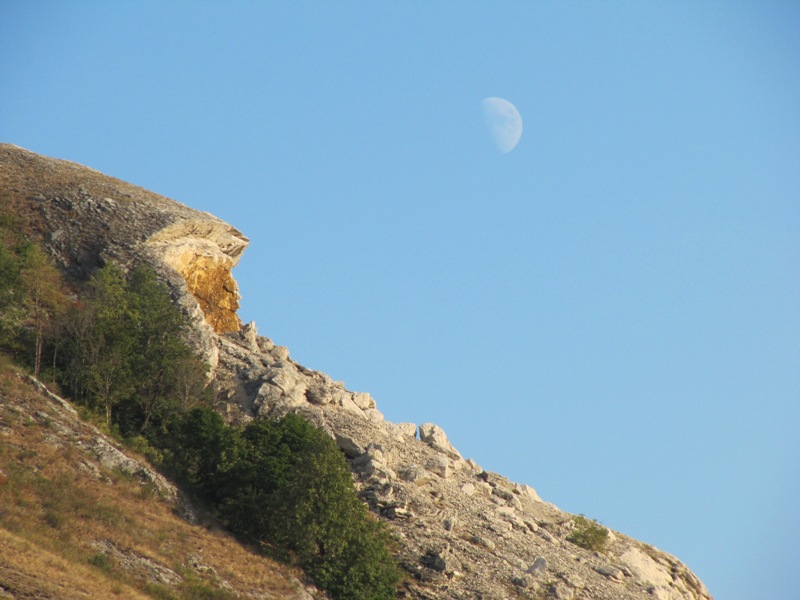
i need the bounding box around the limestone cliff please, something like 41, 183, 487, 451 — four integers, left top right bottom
0, 145, 713, 600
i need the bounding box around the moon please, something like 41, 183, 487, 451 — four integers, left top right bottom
481, 97, 523, 153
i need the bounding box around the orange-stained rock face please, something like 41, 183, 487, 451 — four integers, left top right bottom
148, 220, 249, 335
179, 254, 241, 334
160, 246, 242, 334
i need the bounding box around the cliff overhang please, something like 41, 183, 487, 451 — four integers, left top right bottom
147, 221, 248, 334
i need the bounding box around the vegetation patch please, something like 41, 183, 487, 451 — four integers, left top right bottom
164, 409, 403, 599
567, 515, 609, 553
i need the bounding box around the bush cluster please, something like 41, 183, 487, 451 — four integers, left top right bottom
567, 515, 609, 553
163, 409, 402, 599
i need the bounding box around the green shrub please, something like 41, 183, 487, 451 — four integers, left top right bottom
163, 410, 402, 600
567, 515, 609, 552
125, 435, 164, 466
88, 552, 113, 572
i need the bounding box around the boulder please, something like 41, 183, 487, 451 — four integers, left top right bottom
351, 392, 376, 409
339, 394, 363, 415
391, 422, 417, 438
425, 455, 453, 478
241, 321, 259, 352
618, 548, 673, 590
334, 433, 365, 458
399, 465, 431, 485
527, 556, 547, 577
363, 408, 384, 423
418, 423, 462, 459
595, 564, 626, 581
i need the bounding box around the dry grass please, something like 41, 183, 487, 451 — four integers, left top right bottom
0, 528, 150, 599
0, 362, 314, 599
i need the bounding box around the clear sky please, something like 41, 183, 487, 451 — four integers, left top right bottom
2, 3, 799, 598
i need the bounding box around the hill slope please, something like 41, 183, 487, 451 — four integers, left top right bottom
0, 144, 713, 599
0, 363, 319, 599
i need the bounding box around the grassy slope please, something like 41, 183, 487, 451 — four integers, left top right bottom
0, 359, 315, 600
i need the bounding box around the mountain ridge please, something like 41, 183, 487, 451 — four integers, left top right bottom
0, 143, 713, 600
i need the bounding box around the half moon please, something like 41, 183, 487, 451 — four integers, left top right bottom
481, 97, 523, 153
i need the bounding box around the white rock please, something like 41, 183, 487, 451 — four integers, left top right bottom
334, 433, 364, 458
352, 392, 376, 409
400, 465, 431, 484
272, 345, 290, 361
554, 582, 574, 599
269, 367, 307, 403
257, 336, 275, 352
419, 423, 462, 459
363, 408, 384, 423
650, 587, 672, 600
476, 481, 493, 495
340, 395, 363, 415
269, 396, 306, 418
519, 484, 543, 503
527, 556, 547, 576
461, 483, 475, 496
618, 548, 673, 589
496, 506, 527, 530
595, 564, 625, 581
360, 459, 396, 481
241, 321, 259, 352
426, 455, 452, 478
520, 517, 538, 532
392, 422, 417, 438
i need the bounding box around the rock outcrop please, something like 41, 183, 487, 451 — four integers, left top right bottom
1, 143, 248, 369
213, 327, 711, 600
0, 145, 713, 600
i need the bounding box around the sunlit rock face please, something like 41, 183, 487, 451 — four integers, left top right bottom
148, 222, 247, 334
168, 250, 240, 333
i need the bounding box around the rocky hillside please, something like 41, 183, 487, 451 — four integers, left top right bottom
0, 144, 713, 600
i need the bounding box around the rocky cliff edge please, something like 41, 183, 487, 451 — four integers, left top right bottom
0, 144, 712, 600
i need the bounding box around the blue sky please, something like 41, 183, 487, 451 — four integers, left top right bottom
2, 2, 799, 598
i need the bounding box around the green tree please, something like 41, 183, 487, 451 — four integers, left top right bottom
125, 266, 207, 433
215, 414, 402, 599
0, 211, 31, 354
567, 515, 609, 553
82, 264, 136, 425
163, 411, 402, 599
0, 211, 67, 374
162, 406, 240, 500
19, 244, 66, 377
0, 242, 25, 350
